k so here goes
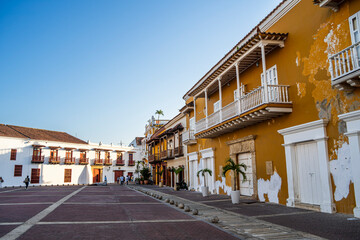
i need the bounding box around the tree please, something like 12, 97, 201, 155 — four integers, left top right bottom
222, 158, 247, 191
155, 110, 164, 125
140, 166, 151, 181
197, 168, 212, 187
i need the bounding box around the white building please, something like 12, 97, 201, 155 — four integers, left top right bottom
0, 124, 140, 187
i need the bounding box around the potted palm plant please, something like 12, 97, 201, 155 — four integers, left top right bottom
156, 169, 164, 187
197, 168, 212, 197
140, 166, 151, 185
173, 166, 183, 191
222, 157, 247, 204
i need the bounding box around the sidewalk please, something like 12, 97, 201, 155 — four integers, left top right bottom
131, 185, 360, 240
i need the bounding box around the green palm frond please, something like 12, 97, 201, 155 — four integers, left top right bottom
197, 168, 212, 177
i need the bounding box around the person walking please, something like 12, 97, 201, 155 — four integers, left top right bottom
24, 176, 30, 190
126, 175, 129, 185
104, 176, 107, 186
0, 177, 3, 188
120, 175, 124, 185
117, 176, 120, 184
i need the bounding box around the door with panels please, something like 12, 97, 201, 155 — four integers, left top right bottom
237, 153, 253, 196
294, 141, 322, 206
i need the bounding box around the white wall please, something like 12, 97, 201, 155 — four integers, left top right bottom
0, 137, 141, 187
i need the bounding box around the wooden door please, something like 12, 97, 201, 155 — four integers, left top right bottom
295, 142, 322, 205
31, 168, 40, 184
237, 153, 253, 196
92, 169, 102, 183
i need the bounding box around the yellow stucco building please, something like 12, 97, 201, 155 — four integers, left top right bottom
181, 0, 360, 217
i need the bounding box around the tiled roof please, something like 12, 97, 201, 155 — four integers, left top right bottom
136, 137, 144, 146
0, 124, 87, 144
0, 124, 27, 138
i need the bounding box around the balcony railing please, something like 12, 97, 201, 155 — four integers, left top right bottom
174, 146, 183, 156
148, 154, 160, 162
94, 159, 103, 165
160, 151, 167, 159
116, 159, 125, 166
195, 85, 290, 134
167, 149, 174, 159
182, 130, 195, 143
32, 155, 44, 163
49, 156, 60, 164
128, 160, 135, 166
64, 157, 76, 164
79, 158, 89, 165
104, 159, 112, 166
329, 41, 360, 88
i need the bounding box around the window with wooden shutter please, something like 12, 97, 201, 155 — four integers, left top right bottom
64, 169, 72, 183
129, 153, 133, 161
14, 165, 22, 177
31, 168, 40, 183
10, 149, 17, 160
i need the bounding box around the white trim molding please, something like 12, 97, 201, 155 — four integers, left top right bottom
278, 119, 336, 213
339, 110, 360, 218
188, 152, 198, 162
199, 148, 215, 193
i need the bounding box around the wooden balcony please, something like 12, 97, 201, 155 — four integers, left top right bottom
94, 159, 103, 165
167, 149, 175, 159
49, 156, 60, 164
148, 154, 160, 163
116, 159, 125, 166
182, 130, 196, 145
32, 155, 44, 163
79, 158, 89, 165
329, 41, 360, 91
174, 146, 183, 157
64, 157, 76, 164
128, 160, 135, 166
195, 85, 292, 138
160, 151, 167, 160
104, 159, 112, 166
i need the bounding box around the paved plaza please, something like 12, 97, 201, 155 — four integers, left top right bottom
0, 185, 239, 240
1, 185, 360, 240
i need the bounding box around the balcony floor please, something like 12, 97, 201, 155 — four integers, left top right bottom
195, 103, 292, 138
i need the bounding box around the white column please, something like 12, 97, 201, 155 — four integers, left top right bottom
283, 144, 296, 207
218, 77, 222, 122
339, 110, 360, 218
205, 88, 208, 128
316, 138, 335, 213
235, 62, 241, 113
260, 43, 269, 103
347, 132, 360, 217
193, 96, 196, 132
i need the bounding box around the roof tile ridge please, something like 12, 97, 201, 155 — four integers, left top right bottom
6, 125, 31, 139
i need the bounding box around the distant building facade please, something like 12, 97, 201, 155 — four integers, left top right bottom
0, 124, 140, 187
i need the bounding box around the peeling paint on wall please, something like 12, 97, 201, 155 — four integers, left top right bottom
302, 3, 360, 126
215, 177, 232, 196
330, 142, 352, 201
257, 171, 281, 203
296, 51, 301, 67
296, 82, 307, 98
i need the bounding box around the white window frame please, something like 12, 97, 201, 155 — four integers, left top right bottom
261, 65, 278, 86
349, 11, 360, 44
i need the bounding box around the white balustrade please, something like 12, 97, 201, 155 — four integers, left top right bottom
222, 100, 239, 121
208, 110, 220, 128
195, 84, 290, 133
329, 41, 360, 81
182, 130, 195, 142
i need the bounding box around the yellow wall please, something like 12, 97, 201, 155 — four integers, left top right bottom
186, 0, 360, 214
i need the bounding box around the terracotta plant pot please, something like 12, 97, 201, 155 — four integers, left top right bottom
140, 181, 144, 185
144, 180, 149, 185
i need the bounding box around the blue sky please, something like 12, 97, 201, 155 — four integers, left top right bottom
0, 0, 282, 146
